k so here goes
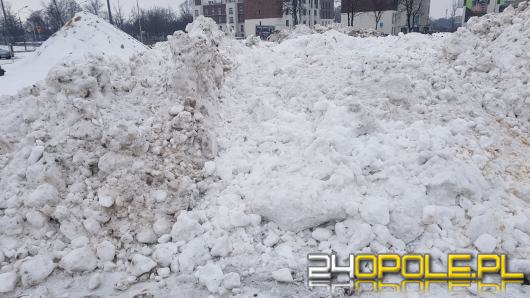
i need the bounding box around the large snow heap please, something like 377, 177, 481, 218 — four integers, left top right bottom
0, 15, 230, 294
0, 3, 529, 297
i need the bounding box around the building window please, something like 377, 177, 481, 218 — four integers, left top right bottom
241, 24, 244, 31
229, 17, 234, 23
229, 8, 233, 15
286, 19, 289, 26
195, 10, 199, 17
195, 0, 201, 5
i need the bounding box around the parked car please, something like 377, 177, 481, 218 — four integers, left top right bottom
0, 48, 12, 59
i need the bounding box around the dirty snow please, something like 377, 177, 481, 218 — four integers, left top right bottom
0, 2, 529, 297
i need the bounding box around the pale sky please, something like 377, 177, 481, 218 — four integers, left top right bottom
8, 0, 454, 20
6, 0, 186, 19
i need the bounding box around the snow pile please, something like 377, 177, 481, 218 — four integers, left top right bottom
0, 15, 231, 295
444, 2, 530, 125
0, 12, 147, 96
268, 24, 385, 43
204, 3, 530, 295
0, 6, 530, 297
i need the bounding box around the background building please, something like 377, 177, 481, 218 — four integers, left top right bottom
244, 0, 335, 38
193, 0, 337, 39
464, 0, 523, 21
340, 0, 431, 35
193, 0, 246, 38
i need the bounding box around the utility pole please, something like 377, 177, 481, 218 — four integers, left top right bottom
0, 0, 10, 46
136, 0, 143, 43
106, 0, 113, 24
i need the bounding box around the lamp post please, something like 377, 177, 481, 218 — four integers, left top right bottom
0, 0, 10, 47
106, 0, 113, 24
16, 6, 29, 51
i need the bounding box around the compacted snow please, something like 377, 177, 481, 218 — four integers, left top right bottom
0, 3, 529, 297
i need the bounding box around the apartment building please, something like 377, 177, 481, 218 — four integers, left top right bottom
244, 0, 335, 38
193, 0, 246, 38
464, 0, 521, 21
340, 0, 431, 35
193, 0, 336, 39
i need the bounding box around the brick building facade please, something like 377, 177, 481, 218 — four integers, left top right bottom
193, 0, 336, 39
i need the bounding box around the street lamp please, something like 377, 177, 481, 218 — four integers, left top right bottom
16, 6, 29, 51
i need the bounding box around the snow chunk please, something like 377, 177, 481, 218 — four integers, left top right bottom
151, 243, 179, 267
179, 238, 210, 273
312, 228, 333, 242
98, 193, 114, 208
195, 262, 224, 293
130, 254, 157, 276
25, 183, 60, 207
473, 234, 497, 253
171, 212, 204, 242
27, 146, 44, 164
153, 217, 172, 235
0, 272, 17, 293
210, 235, 232, 257
360, 197, 390, 225
272, 268, 293, 283
136, 229, 157, 244
96, 241, 115, 262
25, 210, 48, 227
19, 255, 55, 286
88, 273, 102, 290
223, 272, 241, 289
60, 247, 97, 272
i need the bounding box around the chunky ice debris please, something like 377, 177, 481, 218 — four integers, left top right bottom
0, 2, 530, 296
474, 233, 498, 253
195, 262, 224, 293
60, 247, 98, 272
0, 272, 17, 293
272, 268, 294, 283
19, 255, 55, 287
130, 254, 157, 276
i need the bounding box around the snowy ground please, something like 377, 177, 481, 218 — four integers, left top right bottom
0, 3, 529, 298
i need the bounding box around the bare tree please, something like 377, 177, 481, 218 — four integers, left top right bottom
43, 0, 82, 32
343, 0, 361, 27
372, 0, 389, 30
180, 0, 193, 17
449, 0, 458, 32
283, 0, 303, 26
398, 0, 425, 32
84, 0, 103, 17
113, 0, 125, 29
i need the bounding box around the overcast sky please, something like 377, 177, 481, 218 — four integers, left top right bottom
8, 0, 454, 20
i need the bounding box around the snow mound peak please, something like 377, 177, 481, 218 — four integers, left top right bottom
0, 12, 147, 96
444, 1, 530, 122
40, 12, 147, 60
